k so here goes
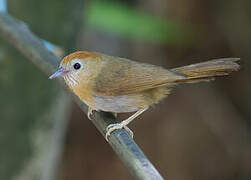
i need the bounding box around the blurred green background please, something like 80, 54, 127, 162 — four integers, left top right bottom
0, 0, 250, 180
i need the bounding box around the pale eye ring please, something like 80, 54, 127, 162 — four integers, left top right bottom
73, 62, 81, 70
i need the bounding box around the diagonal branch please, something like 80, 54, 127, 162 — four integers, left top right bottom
0, 12, 164, 180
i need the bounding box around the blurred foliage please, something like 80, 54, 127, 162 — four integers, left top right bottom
8, 0, 82, 47
86, 1, 199, 45
0, 42, 57, 179
0, 0, 82, 179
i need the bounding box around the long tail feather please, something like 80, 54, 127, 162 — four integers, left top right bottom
171, 58, 240, 83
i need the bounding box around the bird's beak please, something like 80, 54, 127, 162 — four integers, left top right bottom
49, 67, 70, 79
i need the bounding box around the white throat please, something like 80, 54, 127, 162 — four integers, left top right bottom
64, 74, 79, 88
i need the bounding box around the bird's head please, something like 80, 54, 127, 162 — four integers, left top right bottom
49, 51, 102, 87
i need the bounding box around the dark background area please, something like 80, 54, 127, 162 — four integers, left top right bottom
0, 0, 250, 180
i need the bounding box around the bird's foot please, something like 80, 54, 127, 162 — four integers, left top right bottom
105, 121, 134, 141
87, 107, 94, 120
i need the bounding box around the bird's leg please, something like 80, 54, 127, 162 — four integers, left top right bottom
88, 107, 94, 120
88, 108, 115, 120
113, 112, 118, 118
105, 107, 149, 141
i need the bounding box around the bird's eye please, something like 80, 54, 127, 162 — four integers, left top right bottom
73, 63, 81, 70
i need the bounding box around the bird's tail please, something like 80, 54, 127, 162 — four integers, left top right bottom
171, 58, 240, 83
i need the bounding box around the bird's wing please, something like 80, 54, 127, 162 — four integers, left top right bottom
93, 56, 186, 96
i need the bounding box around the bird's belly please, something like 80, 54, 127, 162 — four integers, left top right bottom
93, 95, 140, 113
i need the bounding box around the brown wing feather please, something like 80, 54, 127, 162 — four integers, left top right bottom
93, 55, 185, 96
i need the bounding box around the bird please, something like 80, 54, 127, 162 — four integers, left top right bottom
49, 51, 240, 141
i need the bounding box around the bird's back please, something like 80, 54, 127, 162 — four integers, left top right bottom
93, 54, 185, 97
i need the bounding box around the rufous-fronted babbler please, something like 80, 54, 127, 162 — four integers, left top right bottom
49, 51, 240, 141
